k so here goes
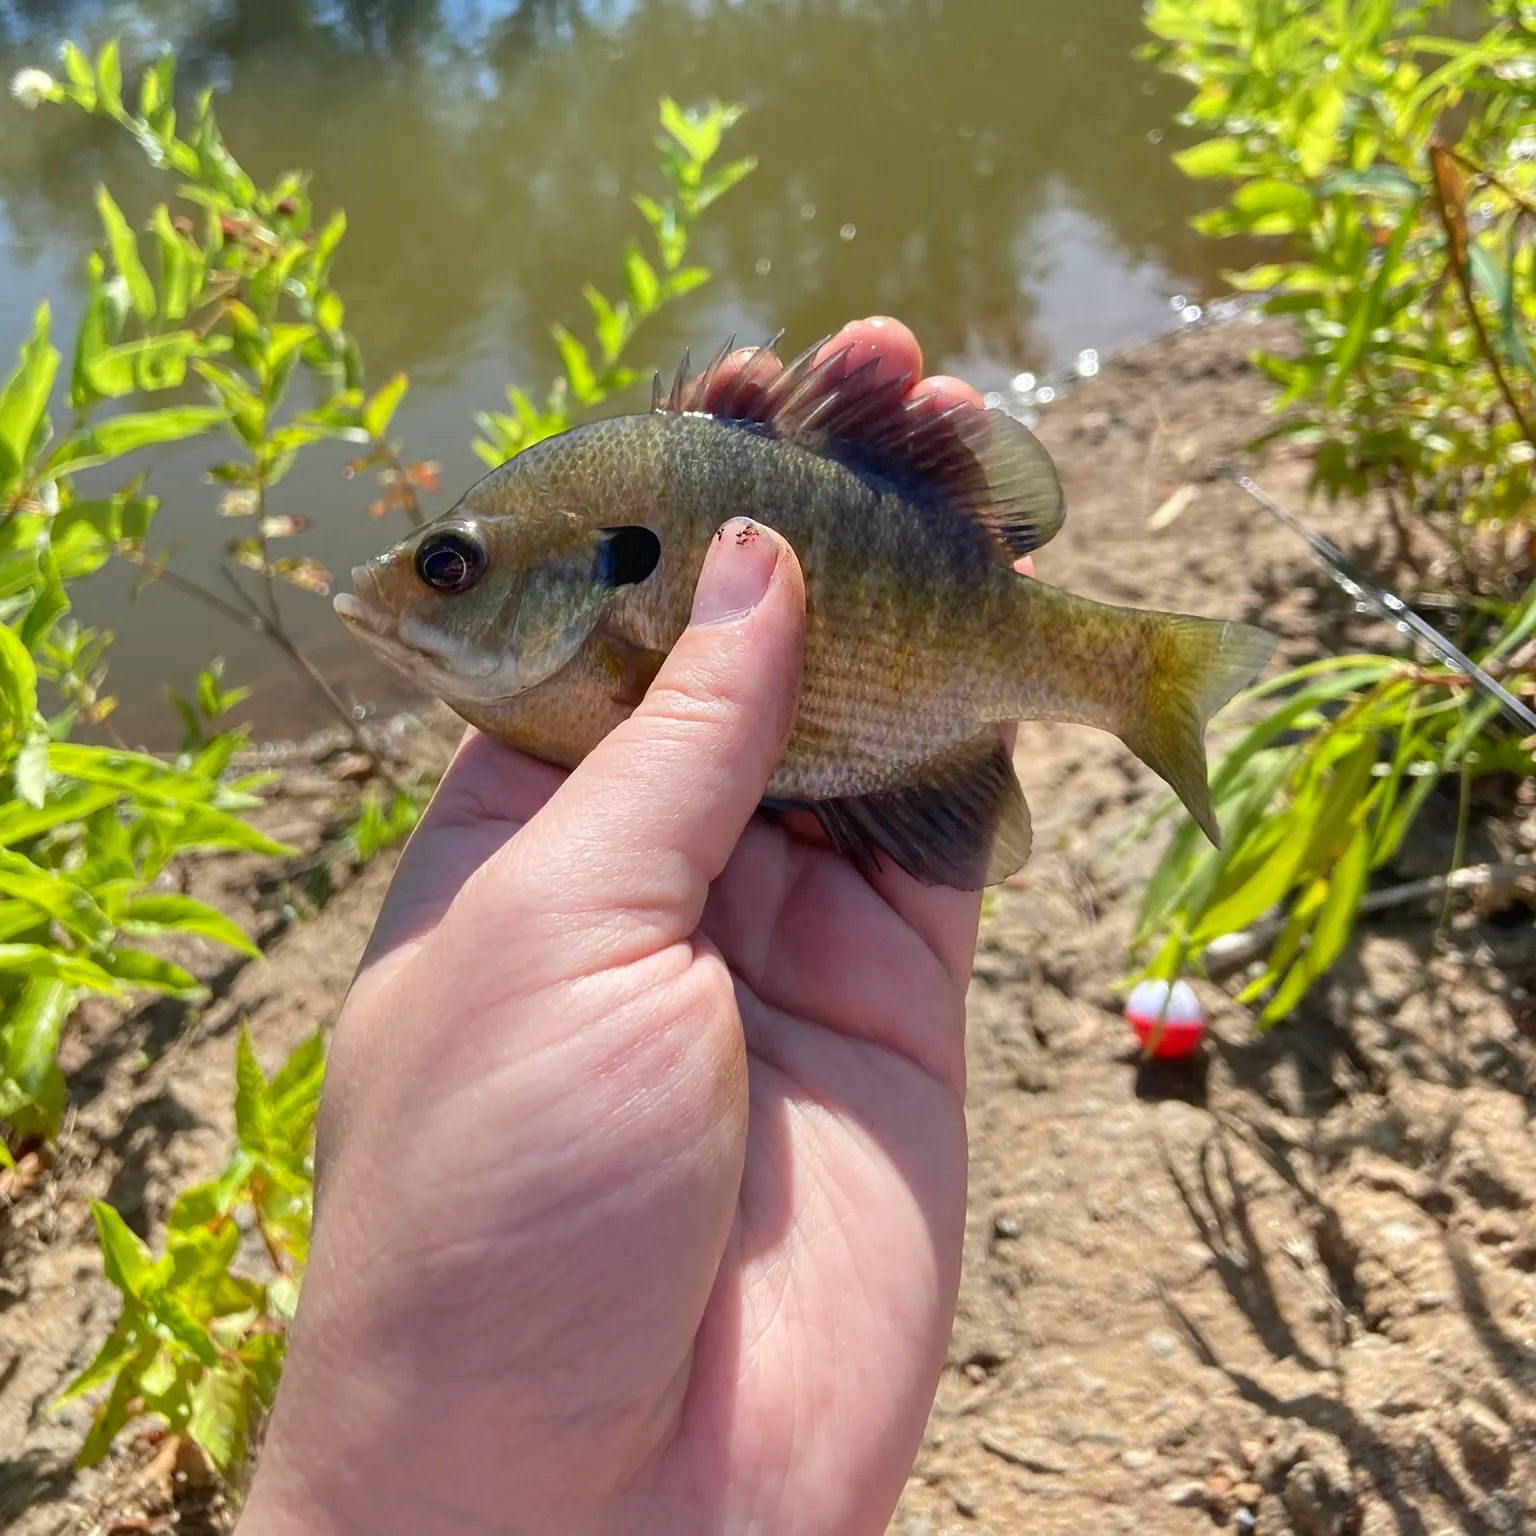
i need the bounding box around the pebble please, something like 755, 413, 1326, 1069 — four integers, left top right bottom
1164, 1480, 1207, 1507
1146, 1330, 1178, 1358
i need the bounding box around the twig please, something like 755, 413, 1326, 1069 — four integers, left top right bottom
120, 546, 404, 795
214, 565, 405, 797
1427, 141, 1536, 452
1440, 142, 1536, 222
1203, 861, 1536, 976
1381, 479, 1428, 582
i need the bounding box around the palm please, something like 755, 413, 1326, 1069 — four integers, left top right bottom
350, 738, 974, 1534
667, 817, 973, 1530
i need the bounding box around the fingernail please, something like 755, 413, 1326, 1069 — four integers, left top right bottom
691, 518, 779, 626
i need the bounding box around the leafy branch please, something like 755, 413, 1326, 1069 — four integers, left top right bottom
473, 97, 756, 466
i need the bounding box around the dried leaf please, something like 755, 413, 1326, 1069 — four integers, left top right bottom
367, 486, 408, 519
272, 558, 331, 595
1149, 484, 1199, 531
404, 460, 441, 493
218, 488, 258, 518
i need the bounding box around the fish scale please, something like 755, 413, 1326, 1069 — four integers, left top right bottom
335, 333, 1273, 889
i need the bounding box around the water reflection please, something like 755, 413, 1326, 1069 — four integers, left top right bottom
0, 0, 1235, 740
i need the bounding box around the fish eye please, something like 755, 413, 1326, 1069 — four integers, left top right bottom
413, 526, 486, 594
596, 525, 661, 588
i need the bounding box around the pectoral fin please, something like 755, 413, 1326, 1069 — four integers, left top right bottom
592, 628, 667, 708
810, 733, 1032, 889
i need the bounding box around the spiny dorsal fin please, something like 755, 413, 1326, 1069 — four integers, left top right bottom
810, 732, 1032, 889
656, 332, 1066, 558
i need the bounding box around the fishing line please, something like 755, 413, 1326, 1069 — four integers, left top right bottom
1219, 466, 1536, 737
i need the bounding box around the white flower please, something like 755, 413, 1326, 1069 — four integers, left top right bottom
10, 68, 56, 110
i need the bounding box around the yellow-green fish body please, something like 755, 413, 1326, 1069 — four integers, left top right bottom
337, 338, 1273, 888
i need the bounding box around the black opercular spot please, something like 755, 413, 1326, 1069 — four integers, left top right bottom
596, 525, 661, 588
413, 526, 486, 594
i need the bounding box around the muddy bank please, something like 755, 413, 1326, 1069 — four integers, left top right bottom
2, 314, 1532, 1536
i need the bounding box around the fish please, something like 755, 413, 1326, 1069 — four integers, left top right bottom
334, 334, 1275, 889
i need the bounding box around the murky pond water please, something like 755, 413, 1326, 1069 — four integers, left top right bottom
1, 0, 1231, 743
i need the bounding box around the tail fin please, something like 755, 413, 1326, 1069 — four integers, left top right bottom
1121, 616, 1274, 846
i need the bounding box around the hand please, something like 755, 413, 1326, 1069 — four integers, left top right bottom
239, 319, 1028, 1536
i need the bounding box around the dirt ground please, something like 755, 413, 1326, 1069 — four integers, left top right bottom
2, 315, 1533, 1535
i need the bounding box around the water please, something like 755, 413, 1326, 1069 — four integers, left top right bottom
0, 0, 1240, 744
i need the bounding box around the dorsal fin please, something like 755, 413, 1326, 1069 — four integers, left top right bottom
655, 332, 1067, 558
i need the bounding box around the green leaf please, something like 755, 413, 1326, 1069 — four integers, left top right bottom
149, 1288, 220, 1368
0, 782, 118, 847
13, 728, 50, 808
622, 242, 661, 314
661, 266, 710, 302
551, 325, 600, 406
51, 406, 226, 474
1261, 822, 1372, 1025
583, 285, 628, 361
92, 1201, 153, 1299
104, 948, 207, 1002
51, 491, 157, 550
362, 372, 408, 439
1327, 214, 1412, 406
311, 210, 347, 285
233, 1025, 271, 1150
151, 205, 195, 323
58, 42, 96, 108
1318, 166, 1421, 202
658, 96, 719, 163
1172, 136, 1247, 178
74, 1342, 155, 1469
19, 541, 68, 650
692, 155, 757, 214
0, 302, 60, 488
1232, 178, 1316, 234
188, 1362, 252, 1479
94, 40, 123, 119
119, 895, 259, 958
0, 621, 38, 749
4, 977, 72, 1134
0, 851, 111, 943
0, 943, 122, 994
269, 1031, 325, 1128
52, 1325, 139, 1413
95, 187, 156, 324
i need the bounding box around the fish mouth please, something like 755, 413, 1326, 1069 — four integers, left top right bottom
333, 565, 390, 637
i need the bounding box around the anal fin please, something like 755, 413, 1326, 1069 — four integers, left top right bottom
810, 734, 1032, 890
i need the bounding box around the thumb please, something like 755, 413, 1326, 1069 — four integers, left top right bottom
508, 516, 806, 955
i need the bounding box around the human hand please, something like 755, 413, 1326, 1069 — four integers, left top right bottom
238, 319, 1030, 1536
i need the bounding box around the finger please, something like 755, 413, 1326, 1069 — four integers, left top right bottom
814, 314, 923, 388
908, 371, 986, 411
476, 518, 807, 972
691, 345, 784, 412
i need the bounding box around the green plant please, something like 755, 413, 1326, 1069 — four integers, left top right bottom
1132, 0, 1536, 1020
53, 1026, 321, 1480
472, 96, 756, 466
1143, 0, 1535, 564
0, 315, 287, 1156
20, 41, 436, 753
